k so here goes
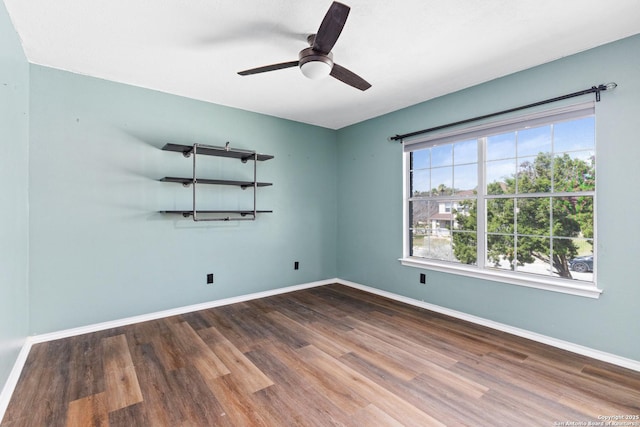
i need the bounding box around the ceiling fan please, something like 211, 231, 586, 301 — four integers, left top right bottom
237, 1, 371, 91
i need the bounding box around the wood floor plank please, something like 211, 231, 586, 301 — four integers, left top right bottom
128, 342, 188, 426
2, 343, 52, 423
287, 290, 357, 322
558, 393, 621, 420
270, 295, 353, 332
409, 374, 499, 426
314, 346, 446, 426
107, 402, 150, 426
306, 286, 398, 318
66, 392, 108, 427
299, 344, 446, 427
168, 321, 231, 381
343, 315, 459, 369
127, 318, 166, 346
179, 310, 214, 331
132, 318, 189, 372
148, 333, 186, 372
246, 345, 353, 426
67, 334, 105, 402
582, 360, 640, 390
521, 355, 640, 409
4, 283, 640, 427
255, 383, 353, 427
203, 374, 271, 427
347, 317, 458, 371
104, 361, 144, 414
325, 326, 421, 381
166, 366, 234, 427
452, 359, 591, 423
338, 350, 499, 426
266, 310, 352, 358
364, 310, 490, 363
268, 342, 370, 415
197, 305, 269, 354
198, 326, 274, 394
238, 305, 310, 350
350, 404, 405, 427
102, 334, 143, 412
6, 340, 74, 426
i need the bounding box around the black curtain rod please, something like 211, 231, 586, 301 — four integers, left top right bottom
389, 82, 617, 142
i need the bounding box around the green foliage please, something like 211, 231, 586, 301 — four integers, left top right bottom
452, 199, 477, 264
452, 152, 594, 278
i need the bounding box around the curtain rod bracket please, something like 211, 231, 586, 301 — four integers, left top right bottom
595, 82, 618, 102
593, 86, 604, 102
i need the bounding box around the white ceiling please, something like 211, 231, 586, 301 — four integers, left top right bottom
4, 0, 640, 129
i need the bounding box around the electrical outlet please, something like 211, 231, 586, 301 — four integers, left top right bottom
207, 273, 214, 284
294, 261, 299, 270
419, 273, 426, 284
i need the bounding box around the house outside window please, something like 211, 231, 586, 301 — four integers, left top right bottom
401, 103, 601, 298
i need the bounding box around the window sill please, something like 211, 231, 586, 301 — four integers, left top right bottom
399, 257, 602, 299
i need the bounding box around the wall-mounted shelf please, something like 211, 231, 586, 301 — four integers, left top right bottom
160, 142, 273, 221
160, 177, 272, 189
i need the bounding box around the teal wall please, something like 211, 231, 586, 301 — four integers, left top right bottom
28, 66, 337, 333
337, 34, 640, 361
0, 1, 29, 392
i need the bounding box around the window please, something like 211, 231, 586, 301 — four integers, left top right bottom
401, 103, 601, 298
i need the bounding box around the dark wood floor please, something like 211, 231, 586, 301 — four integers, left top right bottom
3, 284, 640, 426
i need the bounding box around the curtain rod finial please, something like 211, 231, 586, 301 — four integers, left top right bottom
605, 82, 617, 90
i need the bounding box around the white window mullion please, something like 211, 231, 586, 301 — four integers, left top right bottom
477, 137, 487, 269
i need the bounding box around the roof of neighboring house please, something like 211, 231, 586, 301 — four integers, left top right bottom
431, 213, 453, 221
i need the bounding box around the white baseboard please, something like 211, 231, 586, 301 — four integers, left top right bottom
335, 279, 640, 373
0, 338, 33, 423
3, 277, 639, 423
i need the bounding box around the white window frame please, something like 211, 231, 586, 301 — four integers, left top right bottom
399, 102, 602, 298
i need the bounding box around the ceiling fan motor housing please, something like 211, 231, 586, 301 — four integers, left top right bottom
299, 48, 334, 79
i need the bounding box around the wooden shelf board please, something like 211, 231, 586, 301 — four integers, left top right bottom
162, 143, 273, 161
159, 210, 273, 215
160, 177, 272, 187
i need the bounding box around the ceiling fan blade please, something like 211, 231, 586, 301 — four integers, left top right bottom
330, 63, 371, 91
312, 2, 350, 54
238, 61, 299, 76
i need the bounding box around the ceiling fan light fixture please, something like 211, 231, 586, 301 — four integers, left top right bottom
300, 60, 332, 79
298, 47, 333, 80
